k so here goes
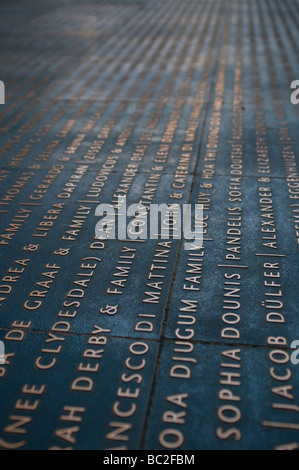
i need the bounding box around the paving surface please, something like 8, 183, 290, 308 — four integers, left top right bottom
1, 0, 299, 450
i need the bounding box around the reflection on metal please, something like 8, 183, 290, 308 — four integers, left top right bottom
0, 341, 4, 365
0, 81, 4, 104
